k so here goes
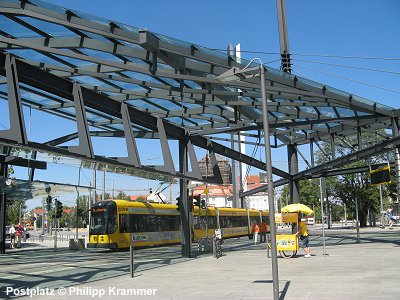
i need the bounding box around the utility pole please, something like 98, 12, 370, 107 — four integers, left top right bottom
276, 0, 292, 73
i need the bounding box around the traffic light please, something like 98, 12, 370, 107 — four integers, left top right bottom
193, 195, 200, 207
46, 195, 52, 211
176, 197, 181, 212
200, 199, 206, 209
55, 200, 63, 218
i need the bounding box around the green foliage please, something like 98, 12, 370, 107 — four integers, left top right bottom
281, 179, 332, 222
6, 199, 26, 225
70, 195, 90, 228
313, 131, 391, 227
116, 191, 130, 200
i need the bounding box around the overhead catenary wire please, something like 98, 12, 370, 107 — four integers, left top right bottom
291, 58, 400, 76
293, 63, 400, 95
208, 48, 400, 61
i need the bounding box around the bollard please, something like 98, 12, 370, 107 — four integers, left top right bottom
212, 236, 217, 258
267, 234, 270, 258
130, 245, 134, 278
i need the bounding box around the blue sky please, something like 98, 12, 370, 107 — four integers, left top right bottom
7, 0, 400, 208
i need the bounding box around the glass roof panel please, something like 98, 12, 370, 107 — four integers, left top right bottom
146, 98, 181, 110
72, 75, 107, 86
271, 111, 287, 119
184, 80, 202, 89
118, 23, 140, 35
298, 106, 317, 114
70, 10, 111, 28
122, 71, 162, 84
335, 107, 356, 117
20, 91, 58, 106
17, 16, 77, 37
105, 79, 146, 91
78, 30, 111, 42
125, 99, 159, 110
19, 84, 68, 103
122, 57, 148, 66
78, 48, 123, 62
157, 77, 180, 88
51, 52, 93, 67
201, 114, 225, 121
0, 15, 43, 38
30, 0, 68, 14
317, 107, 336, 118
84, 111, 111, 123
326, 122, 340, 128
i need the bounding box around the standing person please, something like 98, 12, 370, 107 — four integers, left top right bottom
296, 219, 311, 258
9, 224, 16, 249
16, 225, 23, 248
388, 208, 395, 229
259, 220, 268, 243
252, 222, 260, 245
22, 225, 27, 242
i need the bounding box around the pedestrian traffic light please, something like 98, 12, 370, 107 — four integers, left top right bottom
55, 199, 63, 219
200, 199, 206, 209
45, 195, 52, 211
193, 195, 200, 207
176, 197, 181, 212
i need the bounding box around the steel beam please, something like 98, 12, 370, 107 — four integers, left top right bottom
0, 53, 286, 181
0, 54, 27, 145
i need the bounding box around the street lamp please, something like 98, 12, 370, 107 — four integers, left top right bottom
216, 58, 280, 300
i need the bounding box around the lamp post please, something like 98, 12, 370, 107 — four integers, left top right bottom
216, 60, 279, 300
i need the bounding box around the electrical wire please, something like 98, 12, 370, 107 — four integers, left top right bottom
293, 63, 400, 95
291, 58, 400, 75
208, 48, 400, 61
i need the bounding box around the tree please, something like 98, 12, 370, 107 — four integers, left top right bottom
116, 191, 130, 200
6, 199, 26, 225
314, 131, 390, 227
70, 195, 90, 228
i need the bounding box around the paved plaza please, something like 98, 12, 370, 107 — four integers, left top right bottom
0, 226, 399, 299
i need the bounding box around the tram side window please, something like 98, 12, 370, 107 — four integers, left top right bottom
231, 216, 248, 227
220, 216, 248, 228
250, 216, 260, 225
219, 216, 231, 228
120, 214, 180, 233
107, 204, 117, 234
119, 214, 128, 233
165, 215, 180, 231
193, 216, 217, 230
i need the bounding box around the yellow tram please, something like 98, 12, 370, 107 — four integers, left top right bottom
88, 199, 269, 249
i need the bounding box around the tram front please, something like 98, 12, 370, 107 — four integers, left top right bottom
88, 200, 118, 249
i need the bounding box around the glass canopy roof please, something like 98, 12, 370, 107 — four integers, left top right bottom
0, 0, 396, 152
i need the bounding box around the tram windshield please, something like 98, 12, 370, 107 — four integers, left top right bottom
90, 201, 117, 235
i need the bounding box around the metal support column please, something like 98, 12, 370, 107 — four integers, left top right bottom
0, 161, 7, 254
392, 118, 400, 208
179, 139, 192, 258
319, 177, 327, 256
287, 144, 300, 204
379, 184, 384, 228
260, 67, 279, 300
231, 134, 239, 208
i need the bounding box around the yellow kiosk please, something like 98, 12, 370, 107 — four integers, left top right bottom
274, 212, 299, 258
